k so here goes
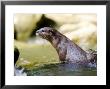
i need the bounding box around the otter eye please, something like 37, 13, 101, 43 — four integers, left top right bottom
42, 30, 45, 32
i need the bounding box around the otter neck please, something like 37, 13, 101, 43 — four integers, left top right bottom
49, 33, 61, 52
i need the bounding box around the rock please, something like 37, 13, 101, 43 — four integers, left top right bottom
45, 14, 96, 26
64, 23, 97, 50
59, 21, 96, 34
45, 14, 79, 26
75, 14, 97, 25
59, 24, 78, 34
14, 65, 27, 76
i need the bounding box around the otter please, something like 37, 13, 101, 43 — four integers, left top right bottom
36, 27, 97, 64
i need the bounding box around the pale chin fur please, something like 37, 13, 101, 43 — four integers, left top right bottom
36, 33, 39, 36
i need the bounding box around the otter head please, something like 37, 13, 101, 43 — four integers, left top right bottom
36, 27, 56, 42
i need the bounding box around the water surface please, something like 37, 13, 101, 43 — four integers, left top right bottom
25, 63, 97, 76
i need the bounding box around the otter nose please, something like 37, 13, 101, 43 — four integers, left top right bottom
36, 30, 40, 36
36, 30, 40, 33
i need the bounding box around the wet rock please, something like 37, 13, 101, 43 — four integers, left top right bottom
14, 65, 27, 76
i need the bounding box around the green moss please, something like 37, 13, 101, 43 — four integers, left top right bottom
14, 41, 59, 69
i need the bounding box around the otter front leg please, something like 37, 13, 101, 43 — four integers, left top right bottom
58, 48, 67, 63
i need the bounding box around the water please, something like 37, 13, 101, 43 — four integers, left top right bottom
20, 63, 97, 76
15, 41, 97, 76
